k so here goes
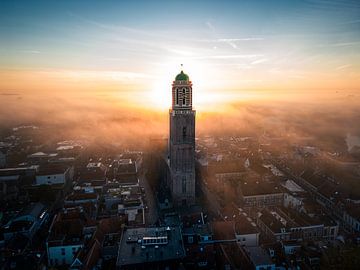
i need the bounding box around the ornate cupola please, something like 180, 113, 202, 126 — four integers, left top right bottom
172, 70, 192, 110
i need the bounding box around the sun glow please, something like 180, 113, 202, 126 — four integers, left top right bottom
147, 59, 228, 111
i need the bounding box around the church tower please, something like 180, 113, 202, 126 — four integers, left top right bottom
169, 69, 196, 207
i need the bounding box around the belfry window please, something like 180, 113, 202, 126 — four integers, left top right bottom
182, 88, 186, 105
176, 88, 179, 105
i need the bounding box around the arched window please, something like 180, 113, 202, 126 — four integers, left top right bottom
182, 88, 186, 105
182, 127, 186, 139
176, 88, 179, 105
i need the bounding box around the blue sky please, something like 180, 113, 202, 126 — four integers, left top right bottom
0, 0, 359, 107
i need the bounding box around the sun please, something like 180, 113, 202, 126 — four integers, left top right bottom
147, 59, 218, 111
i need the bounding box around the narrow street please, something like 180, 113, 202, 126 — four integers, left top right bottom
200, 178, 222, 219
139, 168, 159, 225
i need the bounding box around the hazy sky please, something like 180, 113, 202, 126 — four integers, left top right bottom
1, 0, 359, 109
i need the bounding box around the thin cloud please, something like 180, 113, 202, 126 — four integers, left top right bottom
37, 69, 155, 81
319, 41, 360, 47
217, 38, 264, 42
192, 54, 263, 60
20, 50, 41, 54
335, 64, 351, 70
251, 58, 268, 65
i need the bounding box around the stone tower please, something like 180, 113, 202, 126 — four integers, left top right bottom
169, 69, 196, 207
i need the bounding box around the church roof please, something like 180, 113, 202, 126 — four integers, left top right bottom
175, 70, 189, 81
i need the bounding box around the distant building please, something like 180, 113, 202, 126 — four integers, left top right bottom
168, 69, 196, 207
27, 151, 58, 164
108, 159, 139, 186
234, 214, 260, 247
46, 207, 96, 267
78, 162, 107, 186
182, 223, 213, 245
116, 226, 185, 269
245, 246, 276, 270
343, 204, 360, 233
0, 166, 38, 181
70, 216, 124, 269
35, 164, 74, 186
257, 209, 291, 242
65, 192, 99, 206
240, 181, 284, 208
281, 239, 302, 255
257, 208, 339, 242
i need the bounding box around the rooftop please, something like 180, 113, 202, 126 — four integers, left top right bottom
27, 152, 58, 158
281, 179, 305, 193
116, 226, 185, 267
65, 192, 98, 201
245, 246, 274, 267
235, 214, 259, 235
37, 164, 69, 176
241, 181, 283, 196
16, 202, 47, 220
258, 209, 289, 234
211, 221, 236, 241
47, 207, 94, 246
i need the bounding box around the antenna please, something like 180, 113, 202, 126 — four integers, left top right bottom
181, 63, 183, 71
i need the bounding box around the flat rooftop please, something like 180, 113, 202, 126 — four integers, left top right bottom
281, 179, 305, 193
235, 214, 259, 235
37, 164, 69, 175
258, 209, 289, 234
118, 159, 132, 165
241, 181, 283, 196
246, 246, 274, 267
117, 226, 185, 267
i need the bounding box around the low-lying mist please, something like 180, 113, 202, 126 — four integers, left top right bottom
0, 89, 359, 152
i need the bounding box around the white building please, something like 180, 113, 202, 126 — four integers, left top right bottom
245, 246, 276, 270
47, 207, 95, 267
235, 214, 260, 247
35, 165, 73, 185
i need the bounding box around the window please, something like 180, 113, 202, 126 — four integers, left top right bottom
188, 236, 194, 244
182, 178, 186, 194
182, 127, 186, 139
182, 88, 186, 105
176, 88, 179, 105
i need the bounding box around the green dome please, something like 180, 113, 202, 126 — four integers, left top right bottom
175, 70, 189, 81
